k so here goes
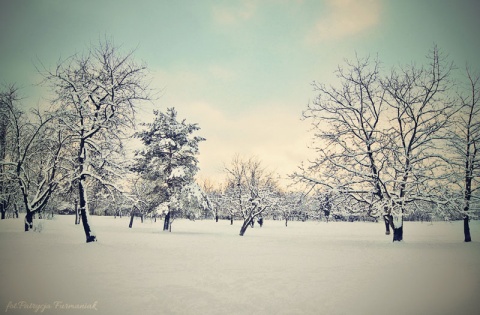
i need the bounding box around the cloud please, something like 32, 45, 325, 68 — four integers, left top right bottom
212, 1, 257, 25
307, 0, 381, 43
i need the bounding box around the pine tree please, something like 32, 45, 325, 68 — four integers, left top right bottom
133, 108, 205, 231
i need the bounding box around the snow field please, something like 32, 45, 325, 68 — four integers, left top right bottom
1, 216, 479, 315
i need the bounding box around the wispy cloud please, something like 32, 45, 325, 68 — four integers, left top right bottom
212, 1, 257, 25
306, 0, 381, 43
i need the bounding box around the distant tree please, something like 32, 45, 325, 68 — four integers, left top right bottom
277, 191, 305, 227
221, 181, 240, 225
170, 182, 211, 223
133, 108, 205, 232
127, 176, 153, 228
200, 178, 221, 221
42, 39, 150, 242
224, 155, 278, 236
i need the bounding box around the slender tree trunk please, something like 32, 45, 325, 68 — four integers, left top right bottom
163, 211, 170, 231
285, 217, 288, 227
79, 176, 96, 242
384, 215, 390, 235
129, 211, 134, 228
239, 217, 254, 236
75, 199, 80, 225
464, 216, 471, 242
24, 211, 33, 231
464, 177, 473, 242
230, 215, 233, 225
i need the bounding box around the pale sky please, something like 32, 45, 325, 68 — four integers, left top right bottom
1, 0, 479, 186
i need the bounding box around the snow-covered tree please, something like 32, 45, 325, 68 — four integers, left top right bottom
133, 107, 205, 232
166, 182, 211, 225
217, 181, 239, 225
381, 46, 456, 241
42, 39, 150, 242
294, 46, 456, 241
293, 54, 390, 228
448, 67, 480, 242
224, 155, 278, 236
199, 177, 222, 221
0, 85, 18, 220
1, 87, 68, 231
276, 191, 305, 227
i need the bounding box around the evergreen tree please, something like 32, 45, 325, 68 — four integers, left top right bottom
133, 108, 205, 231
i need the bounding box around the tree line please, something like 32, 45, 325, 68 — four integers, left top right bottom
1, 41, 478, 243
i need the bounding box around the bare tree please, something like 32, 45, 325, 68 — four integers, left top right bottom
42, 39, 150, 242
293, 54, 389, 227
381, 46, 456, 241
225, 155, 277, 236
277, 191, 305, 227
449, 67, 480, 242
294, 46, 457, 241
0, 86, 18, 220
2, 88, 67, 230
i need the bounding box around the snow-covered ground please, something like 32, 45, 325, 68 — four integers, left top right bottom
1, 216, 479, 315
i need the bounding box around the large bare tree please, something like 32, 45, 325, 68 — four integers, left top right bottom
295, 47, 456, 241
293, 55, 389, 227
448, 67, 480, 242
381, 46, 456, 241
42, 39, 150, 242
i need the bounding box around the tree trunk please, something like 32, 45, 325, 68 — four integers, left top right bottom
239, 217, 253, 236
163, 211, 170, 231
390, 215, 403, 242
79, 177, 96, 243
0, 201, 6, 220
384, 215, 390, 235
129, 211, 134, 228
464, 216, 471, 242
75, 200, 80, 225
24, 211, 33, 231
393, 226, 403, 242
285, 217, 288, 227
230, 215, 233, 225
